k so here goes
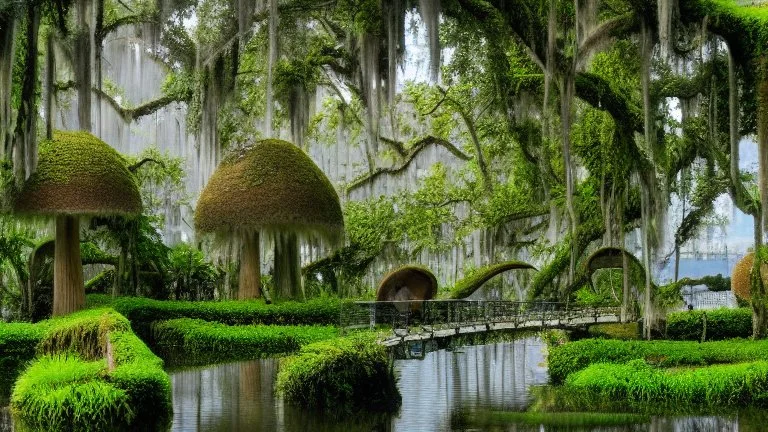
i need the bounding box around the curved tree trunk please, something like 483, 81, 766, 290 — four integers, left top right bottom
53, 215, 84, 316
239, 231, 261, 299
274, 232, 303, 301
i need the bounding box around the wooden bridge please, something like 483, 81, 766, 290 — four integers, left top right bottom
340, 300, 622, 348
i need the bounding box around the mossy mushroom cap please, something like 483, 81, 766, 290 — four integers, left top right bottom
376, 265, 438, 301
195, 139, 343, 239
14, 131, 142, 216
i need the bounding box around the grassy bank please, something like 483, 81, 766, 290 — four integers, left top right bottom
452, 410, 650, 428
564, 359, 768, 407
151, 318, 338, 365
548, 338, 768, 384
276, 332, 400, 412
9, 309, 171, 431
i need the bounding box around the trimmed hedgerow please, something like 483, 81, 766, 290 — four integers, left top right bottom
10, 308, 171, 430
666, 308, 752, 341
276, 332, 400, 411
564, 359, 768, 407
548, 338, 768, 384
111, 296, 344, 337
151, 318, 337, 364
0, 323, 45, 369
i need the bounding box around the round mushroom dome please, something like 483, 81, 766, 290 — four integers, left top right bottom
14, 131, 142, 216
376, 265, 438, 301
731, 252, 768, 301
195, 139, 343, 239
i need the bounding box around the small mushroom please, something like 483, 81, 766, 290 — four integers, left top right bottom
195, 139, 343, 300
14, 131, 142, 316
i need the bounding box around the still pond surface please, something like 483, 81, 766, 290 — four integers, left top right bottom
166, 337, 767, 432
2, 337, 767, 431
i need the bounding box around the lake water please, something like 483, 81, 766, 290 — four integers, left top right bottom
3, 337, 768, 431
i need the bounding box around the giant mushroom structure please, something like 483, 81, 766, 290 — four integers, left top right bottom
195, 139, 343, 300
732, 252, 768, 301
14, 131, 142, 316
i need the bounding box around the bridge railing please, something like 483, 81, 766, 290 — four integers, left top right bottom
340, 300, 621, 334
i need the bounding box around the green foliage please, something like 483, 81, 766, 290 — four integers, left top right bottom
666, 308, 753, 341
275, 332, 400, 411
167, 243, 221, 300
564, 359, 768, 407
152, 318, 337, 364
548, 337, 768, 384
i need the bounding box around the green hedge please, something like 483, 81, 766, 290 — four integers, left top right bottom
10, 309, 171, 431
587, 323, 639, 340
0, 323, 45, 369
151, 318, 338, 364
548, 338, 768, 384
275, 332, 400, 411
564, 359, 768, 407
110, 296, 344, 337
666, 308, 752, 340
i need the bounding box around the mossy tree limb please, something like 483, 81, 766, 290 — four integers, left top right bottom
53, 215, 84, 316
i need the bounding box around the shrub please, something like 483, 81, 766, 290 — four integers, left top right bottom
0, 323, 45, 369
276, 332, 400, 411
564, 359, 768, 407
666, 308, 752, 340
151, 318, 337, 364
548, 338, 768, 384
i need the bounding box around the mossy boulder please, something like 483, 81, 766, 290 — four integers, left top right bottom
731, 252, 768, 301
14, 131, 142, 216
195, 139, 343, 239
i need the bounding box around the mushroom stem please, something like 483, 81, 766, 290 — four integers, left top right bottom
53, 214, 84, 316
239, 231, 262, 300
274, 232, 303, 301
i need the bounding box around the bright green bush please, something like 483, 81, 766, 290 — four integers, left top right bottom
276, 332, 400, 411
11, 355, 134, 431
0, 323, 45, 369
666, 308, 752, 340
548, 338, 768, 384
453, 410, 649, 428
10, 308, 171, 430
151, 318, 337, 364
564, 359, 768, 407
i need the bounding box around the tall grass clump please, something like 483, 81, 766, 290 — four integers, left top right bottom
11, 355, 134, 431
0, 323, 45, 369
564, 359, 768, 407
151, 318, 338, 364
276, 332, 400, 412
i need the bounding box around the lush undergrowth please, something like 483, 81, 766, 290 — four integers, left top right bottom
9, 308, 171, 431
0, 323, 45, 370
276, 332, 400, 412
666, 308, 752, 340
564, 359, 768, 407
152, 318, 338, 365
548, 338, 768, 384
